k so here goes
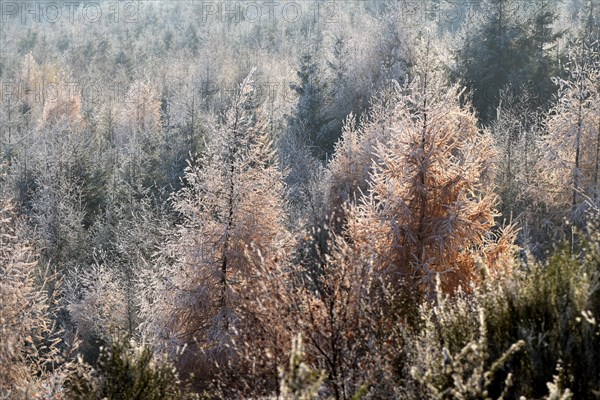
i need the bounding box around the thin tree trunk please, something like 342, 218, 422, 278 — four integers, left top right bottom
220, 91, 241, 334
571, 78, 584, 251
417, 36, 431, 295
594, 116, 600, 200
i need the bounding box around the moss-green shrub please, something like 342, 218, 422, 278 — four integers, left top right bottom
65, 334, 198, 400
403, 236, 600, 398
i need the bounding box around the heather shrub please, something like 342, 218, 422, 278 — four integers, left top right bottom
402, 230, 600, 398
65, 334, 198, 400
405, 291, 525, 399
278, 334, 327, 400
481, 242, 600, 397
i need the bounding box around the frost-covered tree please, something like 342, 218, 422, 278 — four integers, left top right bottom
287, 234, 402, 400
30, 163, 90, 270
280, 129, 328, 231
0, 87, 30, 166
39, 78, 84, 133
568, 0, 600, 46
144, 72, 290, 383
121, 79, 162, 137
326, 89, 398, 228
538, 41, 600, 236
490, 88, 550, 255
493, 88, 543, 219
287, 49, 335, 159
347, 75, 514, 296
65, 177, 174, 359
0, 197, 62, 398
66, 262, 128, 359
454, 0, 561, 121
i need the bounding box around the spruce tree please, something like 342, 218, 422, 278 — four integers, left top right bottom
454, 0, 561, 121
288, 49, 334, 159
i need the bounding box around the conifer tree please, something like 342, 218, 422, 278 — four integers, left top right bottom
347, 77, 513, 296
538, 41, 600, 235
526, 0, 563, 107
576, 0, 600, 47
288, 49, 334, 159
144, 71, 290, 382
121, 80, 162, 137
326, 90, 397, 228
454, 0, 561, 120
0, 197, 61, 397
493, 88, 542, 221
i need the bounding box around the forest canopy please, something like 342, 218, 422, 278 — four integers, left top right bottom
2, 0, 600, 399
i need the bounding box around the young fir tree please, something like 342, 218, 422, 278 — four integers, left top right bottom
287, 49, 335, 159
143, 71, 290, 384
346, 75, 514, 296
454, 0, 561, 121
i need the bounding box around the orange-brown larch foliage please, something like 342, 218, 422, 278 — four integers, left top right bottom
346, 79, 514, 296
142, 72, 292, 392
0, 197, 62, 398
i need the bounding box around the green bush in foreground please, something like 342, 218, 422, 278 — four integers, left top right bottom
403, 233, 600, 399
65, 334, 198, 400
278, 334, 327, 400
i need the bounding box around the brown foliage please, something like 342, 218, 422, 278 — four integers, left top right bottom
142, 72, 292, 393
346, 82, 515, 296
0, 199, 62, 398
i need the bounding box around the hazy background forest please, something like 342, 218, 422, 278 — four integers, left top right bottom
2, 0, 600, 398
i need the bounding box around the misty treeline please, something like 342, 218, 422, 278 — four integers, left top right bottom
2, 0, 600, 398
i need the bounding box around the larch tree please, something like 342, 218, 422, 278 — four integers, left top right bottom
492, 88, 547, 254
38, 73, 84, 133
538, 41, 600, 239
119, 79, 163, 176
346, 73, 514, 296
65, 261, 129, 360
326, 88, 399, 230
122, 80, 162, 137
143, 71, 291, 387
0, 196, 63, 398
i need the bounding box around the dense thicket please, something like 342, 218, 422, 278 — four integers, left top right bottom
2, 1, 600, 399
